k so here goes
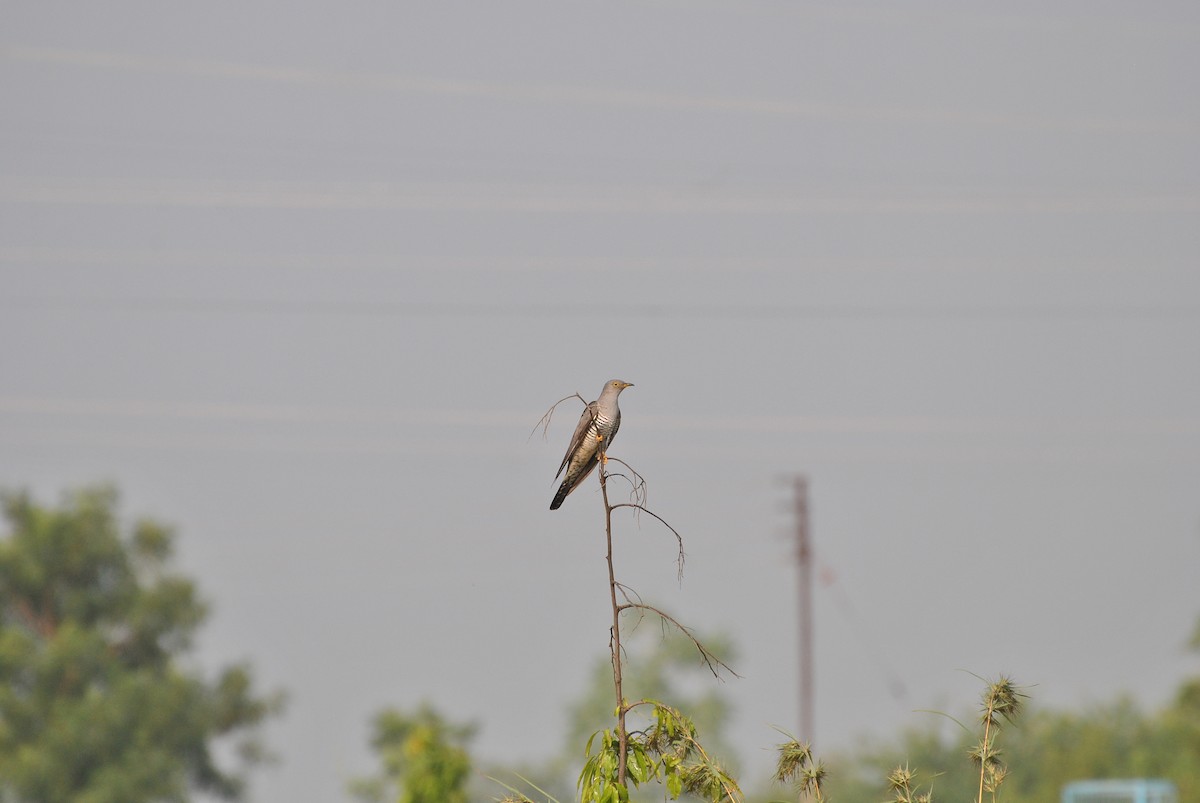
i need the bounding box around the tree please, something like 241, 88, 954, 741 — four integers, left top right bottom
349, 702, 476, 803
0, 486, 282, 802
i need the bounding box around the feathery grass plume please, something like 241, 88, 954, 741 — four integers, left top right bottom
980, 675, 1024, 728
971, 675, 1026, 803
886, 765, 915, 803
679, 760, 742, 802
773, 732, 827, 803
886, 764, 933, 803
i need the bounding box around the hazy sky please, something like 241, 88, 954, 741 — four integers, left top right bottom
3, 3, 1199, 801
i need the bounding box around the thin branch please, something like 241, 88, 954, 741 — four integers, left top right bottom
528, 393, 587, 442
600, 463, 629, 788
614, 602, 741, 681
608, 584, 646, 669
623, 698, 658, 715
604, 457, 647, 507
613, 581, 643, 608
608, 503, 686, 581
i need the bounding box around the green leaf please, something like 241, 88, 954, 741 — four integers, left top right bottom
667, 769, 683, 798
627, 748, 649, 784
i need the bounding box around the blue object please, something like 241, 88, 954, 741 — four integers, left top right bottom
1062, 779, 1178, 803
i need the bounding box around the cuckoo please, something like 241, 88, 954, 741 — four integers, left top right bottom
550, 379, 634, 510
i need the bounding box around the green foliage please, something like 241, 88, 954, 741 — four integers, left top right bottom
1005, 693, 1200, 803
578, 702, 741, 803
0, 486, 281, 802
578, 728, 631, 803
350, 702, 476, 803
566, 627, 739, 774
822, 682, 1200, 803
497, 628, 740, 802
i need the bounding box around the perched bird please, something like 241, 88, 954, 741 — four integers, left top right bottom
550, 379, 634, 510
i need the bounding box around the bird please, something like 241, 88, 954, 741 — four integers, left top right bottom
550, 379, 634, 510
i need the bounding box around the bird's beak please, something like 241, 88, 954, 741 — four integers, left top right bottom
622, 382, 634, 389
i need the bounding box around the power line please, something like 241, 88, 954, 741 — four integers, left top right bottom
4, 176, 1199, 214
2, 296, 1198, 321
5, 45, 1195, 136
6, 247, 1193, 275
4, 396, 1200, 436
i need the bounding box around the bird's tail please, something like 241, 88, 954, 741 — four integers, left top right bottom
549, 481, 571, 510
549, 460, 599, 510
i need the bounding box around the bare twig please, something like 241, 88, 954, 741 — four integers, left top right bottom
608, 502, 686, 581
604, 457, 647, 507
614, 603, 741, 681
613, 581, 643, 608
528, 393, 587, 442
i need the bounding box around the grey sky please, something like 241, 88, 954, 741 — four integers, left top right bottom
2, 2, 1199, 801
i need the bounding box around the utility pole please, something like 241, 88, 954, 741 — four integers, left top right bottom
793, 475, 814, 746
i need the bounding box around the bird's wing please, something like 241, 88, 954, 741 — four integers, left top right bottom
555, 401, 598, 480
